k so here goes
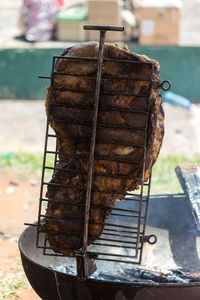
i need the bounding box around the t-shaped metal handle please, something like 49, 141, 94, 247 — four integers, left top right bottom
83, 24, 124, 32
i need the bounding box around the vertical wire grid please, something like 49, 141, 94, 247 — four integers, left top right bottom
36, 57, 56, 247
135, 62, 154, 258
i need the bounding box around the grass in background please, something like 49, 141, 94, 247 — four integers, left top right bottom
0, 152, 200, 194
0, 152, 54, 179
0, 152, 45, 170
151, 155, 200, 194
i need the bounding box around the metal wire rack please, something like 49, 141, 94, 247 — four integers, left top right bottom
26, 25, 171, 280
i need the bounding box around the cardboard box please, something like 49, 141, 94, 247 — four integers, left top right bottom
139, 6, 180, 45
56, 21, 86, 41
87, 0, 123, 41
56, 5, 87, 41
88, 0, 121, 18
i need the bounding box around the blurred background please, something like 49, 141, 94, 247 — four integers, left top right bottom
1, 0, 200, 45
0, 0, 200, 299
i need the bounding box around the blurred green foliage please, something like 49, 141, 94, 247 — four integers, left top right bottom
151, 155, 200, 194
0, 152, 52, 170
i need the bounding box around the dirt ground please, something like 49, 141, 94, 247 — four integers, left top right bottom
0, 238, 39, 300
0, 168, 41, 299
0, 165, 42, 299
0, 100, 200, 299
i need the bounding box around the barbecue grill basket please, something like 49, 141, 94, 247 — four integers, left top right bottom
26, 25, 171, 280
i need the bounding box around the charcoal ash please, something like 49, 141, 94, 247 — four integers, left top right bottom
93, 267, 200, 284
123, 268, 198, 284
52, 259, 200, 284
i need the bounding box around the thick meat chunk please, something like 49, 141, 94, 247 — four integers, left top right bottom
42, 42, 164, 254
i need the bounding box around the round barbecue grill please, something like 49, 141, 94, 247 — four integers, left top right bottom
19, 193, 200, 300
19, 25, 200, 299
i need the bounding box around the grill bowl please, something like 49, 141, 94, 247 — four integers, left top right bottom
19, 193, 200, 300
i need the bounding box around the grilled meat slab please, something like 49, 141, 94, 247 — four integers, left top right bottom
42, 42, 164, 254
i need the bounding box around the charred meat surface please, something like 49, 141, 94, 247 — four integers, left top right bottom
42, 42, 164, 254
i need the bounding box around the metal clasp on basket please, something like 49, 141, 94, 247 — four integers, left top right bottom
157, 80, 172, 91
140, 235, 157, 245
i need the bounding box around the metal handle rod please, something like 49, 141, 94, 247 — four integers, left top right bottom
84, 24, 124, 32
82, 30, 106, 252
